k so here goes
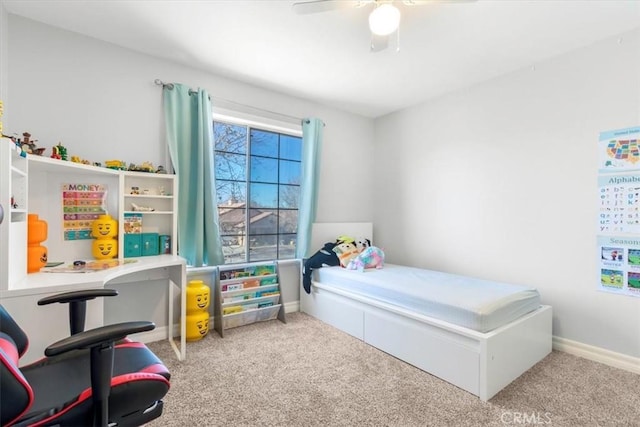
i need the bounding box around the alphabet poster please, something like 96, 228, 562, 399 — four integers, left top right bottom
597, 126, 640, 297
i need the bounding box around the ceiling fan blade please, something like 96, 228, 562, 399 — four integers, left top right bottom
402, 0, 476, 5
292, 0, 362, 15
370, 33, 389, 52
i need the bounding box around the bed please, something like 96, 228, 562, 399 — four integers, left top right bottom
299, 222, 552, 401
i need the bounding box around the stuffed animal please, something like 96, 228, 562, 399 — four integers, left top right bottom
346, 246, 385, 272
332, 241, 360, 268
302, 236, 354, 294
354, 237, 371, 252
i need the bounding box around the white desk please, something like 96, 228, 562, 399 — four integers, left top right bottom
0, 255, 187, 364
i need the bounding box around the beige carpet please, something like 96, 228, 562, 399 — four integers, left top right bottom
146, 312, 640, 426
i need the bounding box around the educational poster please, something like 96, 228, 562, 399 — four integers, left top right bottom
62, 183, 107, 240
597, 125, 640, 298
598, 126, 640, 173
597, 174, 640, 234
597, 236, 640, 297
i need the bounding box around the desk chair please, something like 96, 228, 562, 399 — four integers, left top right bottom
0, 290, 170, 426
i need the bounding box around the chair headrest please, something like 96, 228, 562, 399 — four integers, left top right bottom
0, 305, 29, 357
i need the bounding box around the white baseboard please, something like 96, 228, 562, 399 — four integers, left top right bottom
553, 336, 640, 374
135, 303, 301, 344
284, 301, 299, 313
129, 325, 170, 344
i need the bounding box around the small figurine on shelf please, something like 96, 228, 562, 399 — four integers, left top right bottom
51, 142, 67, 160
105, 160, 126, 170
129, 162, 155, 173
130, 186, 140, 195
131, 202, 155, 212
156, 165, 167, 174
20, 132, 46, 155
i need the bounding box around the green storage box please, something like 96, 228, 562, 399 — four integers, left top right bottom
141, 232, 159, 256
124, 234, 142, 258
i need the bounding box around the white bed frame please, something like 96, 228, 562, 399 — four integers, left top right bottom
300, 222, 552, 401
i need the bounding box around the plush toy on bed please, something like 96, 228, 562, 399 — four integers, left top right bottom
346, 246, 385, 272
332, 240, 360, 268
302, 236, 354, 294
354, 237, 371, 252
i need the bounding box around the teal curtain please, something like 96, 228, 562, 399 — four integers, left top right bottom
296, 118, 324, 258
163, 83, 224, 266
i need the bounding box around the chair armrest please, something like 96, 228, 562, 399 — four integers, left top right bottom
38, 289, 119, 336
44, 321, 155, 357
38, 289, 118, 306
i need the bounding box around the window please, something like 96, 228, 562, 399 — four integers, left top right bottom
214, 119, 302, 264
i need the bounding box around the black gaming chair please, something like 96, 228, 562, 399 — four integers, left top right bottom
0, 289, 171, 427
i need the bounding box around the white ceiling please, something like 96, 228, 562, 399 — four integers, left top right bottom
3, 0, 640, 118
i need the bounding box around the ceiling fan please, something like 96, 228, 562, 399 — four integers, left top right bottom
292, 0, 476, 52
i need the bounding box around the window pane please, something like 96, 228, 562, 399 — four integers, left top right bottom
279, 210, 298, 234
248, 208, 277, 235
222, 240, 246, 264
219, 205, 247, 264
218, 206, 246, 234
280, 135, 302, 161
279, 160, 300, 185
215, 152, 246, 181
249, 183, 278, 208
250, 156, 278, 183
278, 234, 297, 260
249, 234, 277, 262
250, 129, 278, 158
214, 122, 246, 154
216, 181, 246, 206
279, 185, 299, 209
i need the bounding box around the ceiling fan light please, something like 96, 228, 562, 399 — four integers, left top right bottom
369, 4, 401, 36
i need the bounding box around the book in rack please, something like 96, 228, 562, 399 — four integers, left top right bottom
213, 261, 286, 337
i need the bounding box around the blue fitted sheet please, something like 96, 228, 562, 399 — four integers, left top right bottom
314, 264, 541, 333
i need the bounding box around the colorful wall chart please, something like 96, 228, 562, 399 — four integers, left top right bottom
597, 126, 640, 298
598, 126, 640, 173
62, 183, 107, 240
597, 236, 640, 298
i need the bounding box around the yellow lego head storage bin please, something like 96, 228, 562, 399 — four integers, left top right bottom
92, 238, 118, 259
186, 280, 210, 314
91, 215, 118, 259
91, 214, 118, 239
186, 311, 209, 341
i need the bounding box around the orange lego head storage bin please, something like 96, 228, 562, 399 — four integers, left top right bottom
27, 214, 48, 273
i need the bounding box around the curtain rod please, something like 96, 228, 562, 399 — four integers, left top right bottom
154, 79, 318, 125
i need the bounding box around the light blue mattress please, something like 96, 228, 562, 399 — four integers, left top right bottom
314, 264, 541, 333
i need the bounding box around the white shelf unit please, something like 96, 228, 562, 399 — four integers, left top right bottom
0, 148, 178, 291
119, 171, 178, 256
214, 261, 286, 337
0, 139, 29, 286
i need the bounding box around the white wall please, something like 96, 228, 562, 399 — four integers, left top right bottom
4, 14, 374, 325
5, 15, 375, 227
374, 28, 640, 358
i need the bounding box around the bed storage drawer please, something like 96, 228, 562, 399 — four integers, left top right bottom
306, 285, 365, 340
364, 307, 481, 395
